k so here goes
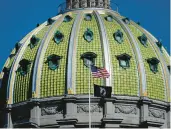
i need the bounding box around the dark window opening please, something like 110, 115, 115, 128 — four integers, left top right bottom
116, 53, 131, 69
156, 40, 163, 53
15, 42, 22, 54
17, 59, 32, 76
138, 34, 148, 47
47, 18, 55, 25
83, 28, 93, 42
167, 66, 170, 72
46, 54, 62, 70
63, 15, 72, 22
105, 15, 113, 22
81, 52, 97, 67
114, 30, 124, 44
84, 14, 92, 21
147, 57, 160, 74
122, 17, 130, 24
54, 30, 64, 44
30, 35, 40, 49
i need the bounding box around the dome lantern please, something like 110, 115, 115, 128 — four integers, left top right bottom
66, 0, 111, 9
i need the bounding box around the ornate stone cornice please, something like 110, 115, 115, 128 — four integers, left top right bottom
41, 105, 63, 116
77, 104, 102, 113
115, 104, 137, 115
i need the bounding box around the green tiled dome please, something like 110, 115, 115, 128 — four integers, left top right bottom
0, 8, 170, 105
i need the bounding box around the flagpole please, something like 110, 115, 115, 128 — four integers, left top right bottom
89, 65, 91, 129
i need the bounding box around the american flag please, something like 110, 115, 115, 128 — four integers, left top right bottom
91, 65, 110, 78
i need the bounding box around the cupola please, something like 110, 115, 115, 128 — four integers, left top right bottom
66, 0, 111, 9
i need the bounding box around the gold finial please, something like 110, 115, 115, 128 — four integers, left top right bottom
143, 91, 147, 97
32, 92, 37, 98
68, 88, 73, 94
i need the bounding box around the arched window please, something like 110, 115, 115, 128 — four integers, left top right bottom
81, 52, 97, 67
122, 17, 130, 24
17, 59, 32, 76
116, 53, 131, 69
105, 15, 113, 22
47, 18, 54, 25
46, 54, 62, 70
138, 34, 148, 47
167, 66, 170, 72
156, 40, 163, 53
84, 14, 92, 21
54, 30, 64, 44
147, 57, 160, 73
114, 30, 124, 44
83, 28, 94, 42
63, 15, 72, 22
30, 35, 40, 49
15, 42, 21, 53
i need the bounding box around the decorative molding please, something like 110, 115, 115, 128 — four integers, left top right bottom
41, 105, 63, 116
94, 11, 112, 87
149, 108, 165, 119
67, 12, 82, 94
77, 104, 102, 113
115, 105, 137, 115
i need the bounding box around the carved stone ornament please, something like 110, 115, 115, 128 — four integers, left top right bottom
77, 104, 102, 113
115, 105, 137, 115
149, 108, 165, 119
41, 105, 63, 116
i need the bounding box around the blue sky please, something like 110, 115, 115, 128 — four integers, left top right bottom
0, 0, 170, 70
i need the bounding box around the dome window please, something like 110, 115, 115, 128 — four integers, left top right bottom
122, 17, 130, 24
138, 34, 148, 47
116, 53, 131, 69
17, 59, 31, 76
36, 23, 40, 27
114, 30, 124, 44
3, 67, 10, 74
81, 52, 97, 67
84, 14, 92, 21
47, 18, 55, 25
30, 35, 40, 49
156, 40, 163, 53
15, 42, 22, 53
83, 28, 94, 42
105, 15, 113, 22
54, 30, 64, 44
147, 57, 160, 74
63, 15, 72, 22
167, 66, 170, 72
137, 22, 141, 25
46, 54, 62, 70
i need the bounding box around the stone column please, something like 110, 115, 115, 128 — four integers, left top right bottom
139, 97, 152, 128
63, 97, 77, 119
56, 96, 77, 128
167, 104, 170, 128
97, 0, 104, 8
72, 0, 80, 9
104, 0, 110, 9
80, 0, 87, 8
6, 105, 13, 128
29, 100, 40, 127
102, 98, 122, 128
66, 0, 71, 9
90, 0, 96, 7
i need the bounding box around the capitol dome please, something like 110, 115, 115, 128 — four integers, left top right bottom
0, 0, 170, 128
